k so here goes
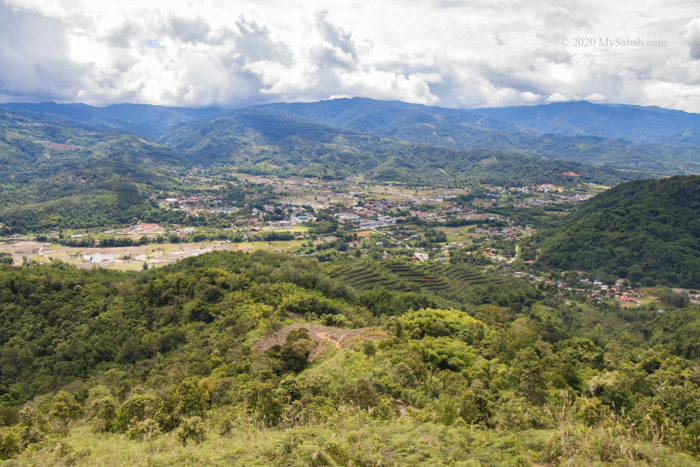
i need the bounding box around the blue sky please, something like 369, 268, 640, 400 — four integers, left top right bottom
1, 0, 698, 111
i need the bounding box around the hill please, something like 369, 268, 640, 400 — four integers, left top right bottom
0, 108, 186, 232
260, 98, 700, 175
538, 175, 700, 287
3, 102, 221, 140
0, 250, 698, 465
7, 99, 699, 177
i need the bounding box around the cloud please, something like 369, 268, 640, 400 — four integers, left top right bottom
0, 2, 88, 101
0, 0, 697, 111
680, 17, 700, 60
314, 10, 357, 59
234, 18, 293, 65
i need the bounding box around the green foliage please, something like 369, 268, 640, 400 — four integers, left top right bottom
176, 378, 210, 417
175, 416, 205, 446
411, 336, 476, 373
245, 381, 284, 427
115, 394, 158, 432
343, 378, 379, 409
0, 250, 697, 463
0, 428, 19, 460
50, 391, 82, 433
460, 381, 493, 426
85, 386, 118, 432
399, 308, 486, 341
539, 175, 700, 287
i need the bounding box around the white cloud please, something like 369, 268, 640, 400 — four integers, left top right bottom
0, 0, 698, 111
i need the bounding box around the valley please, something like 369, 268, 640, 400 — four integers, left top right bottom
0, 98, 698, 466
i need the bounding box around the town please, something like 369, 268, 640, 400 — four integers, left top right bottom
2, 169, 678, 306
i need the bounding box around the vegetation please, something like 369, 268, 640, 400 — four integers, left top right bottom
538, 175, 700, 287
0, 99, 698, 465
159, 108, 633, 186
0, 251, 698, 465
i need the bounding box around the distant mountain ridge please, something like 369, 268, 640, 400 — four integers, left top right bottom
473, 100, 700, 146
3, 101, 222, 139
2, 97, 699, 183
158, 107, 630, 186
255, 98, 700, 174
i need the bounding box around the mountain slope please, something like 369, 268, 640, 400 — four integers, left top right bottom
473, 101, 700, 146
538, 175, 700, 287
0, 108, 187, 232
0, 250, 698, 465
259, 98, 700, 175
6, 99, 699, 176
160, 107, 631, 185
3, 102, 222, 139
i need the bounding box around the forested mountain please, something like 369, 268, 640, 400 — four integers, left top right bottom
259, 98, 700, 175
473, 100, 700, 146
538, 175, 700, 287
160, 107, 632, 185
0, 107, 185, 187
0, 251, 698, 464
6, 98, 699, 177
3, 102, 221, 140
0, 108, 186, 232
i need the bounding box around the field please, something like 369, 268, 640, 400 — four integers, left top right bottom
325, 257, 504, 302
0, 239, 304, 270
436, 225, 478, 242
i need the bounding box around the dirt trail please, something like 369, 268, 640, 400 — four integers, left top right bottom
255, 323, 387, 360
316, 331, 342, 349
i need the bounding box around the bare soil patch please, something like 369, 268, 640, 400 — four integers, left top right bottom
255, 323, 387, 360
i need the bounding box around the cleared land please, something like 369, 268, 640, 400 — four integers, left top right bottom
325, 257, 504, 302
255, 323, 387, 360
0, 240, 303, 270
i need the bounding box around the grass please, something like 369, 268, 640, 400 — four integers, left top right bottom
435, 226, 476, 243
13, 413, 699, 466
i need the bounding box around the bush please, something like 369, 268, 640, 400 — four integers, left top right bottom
344, 378, 379, 409
176, 416, 205, 446
0, 429, 19, 460
460, 382, 493, 426
85, 385, 118, 432
115, 394, 158, 432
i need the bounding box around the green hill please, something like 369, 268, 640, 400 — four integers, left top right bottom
0, 251, 698, 465
538, 175, 700, 287
0, 108, 187, 232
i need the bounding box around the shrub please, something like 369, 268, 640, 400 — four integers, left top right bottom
176, 416, 205, 446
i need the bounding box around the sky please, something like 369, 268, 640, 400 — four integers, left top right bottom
0, 0, 698, 111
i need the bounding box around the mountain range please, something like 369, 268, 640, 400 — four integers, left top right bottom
1, 97, 698, 231
5, 97, 698, 176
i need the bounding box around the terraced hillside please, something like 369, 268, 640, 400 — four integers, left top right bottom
325, 257, 505, 302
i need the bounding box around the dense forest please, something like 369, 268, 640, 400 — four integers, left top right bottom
538, 175, 700, 287
0, 251, 698, 464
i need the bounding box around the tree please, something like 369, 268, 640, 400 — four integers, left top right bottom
176, 416, 205, 446
85, 385, 118, 432
50, 391, 82, 434
460, 381, 492, 426
0, 429, 19, 460
176, 378, 210, 417
512, 348, 547, 405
